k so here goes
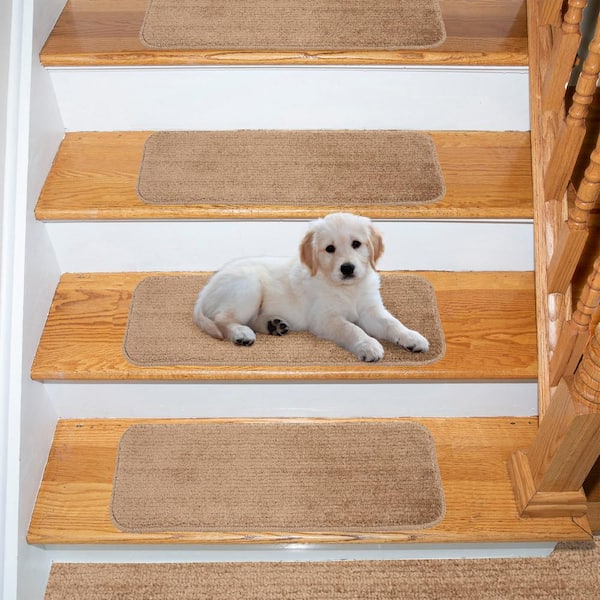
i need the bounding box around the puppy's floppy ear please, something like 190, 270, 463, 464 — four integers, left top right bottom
367, 224, 384, 269
300, 230, 318, 276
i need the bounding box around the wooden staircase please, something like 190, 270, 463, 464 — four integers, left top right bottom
16, 0, 600, 597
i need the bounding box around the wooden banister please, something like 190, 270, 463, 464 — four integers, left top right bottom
542, 0, 588, 113
544, 9, 600, 203
550, 255, 600, 385
509, 322, 600, 519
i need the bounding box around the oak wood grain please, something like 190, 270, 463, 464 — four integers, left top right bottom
26, 417, 591, 545
528, 0, 553, 417
34, 131, 533, 221
30, 271, 538, 382
39, 0, 528, 67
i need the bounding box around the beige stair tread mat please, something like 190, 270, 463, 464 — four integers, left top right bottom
45, 540, 600, 599
140, 0, 446, 50
136, 131, 446, 207
111, 421, 445, 532
122, 273, 445, 367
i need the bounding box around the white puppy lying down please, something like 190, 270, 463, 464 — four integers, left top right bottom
193, 212, 429, 362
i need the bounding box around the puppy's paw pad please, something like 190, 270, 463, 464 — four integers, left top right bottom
235, 337, 255, 346
267, 319, 289, 336
355, 339, 384, 362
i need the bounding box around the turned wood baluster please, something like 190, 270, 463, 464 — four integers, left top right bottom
544, 9, 600, 203
509, 321, 600, 518
550, 255, 600, 385
542, 0, 588, 113
547, 143, 600, 292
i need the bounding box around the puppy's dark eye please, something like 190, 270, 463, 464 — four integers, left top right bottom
325, 245, 336, 253
352, 240, 362, 249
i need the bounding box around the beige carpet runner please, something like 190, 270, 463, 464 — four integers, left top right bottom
111, 421, 445, 532
140, 0, 446, 50
136, 131, 445, 207
122, 273, 445, 367
45, 540, 600, 599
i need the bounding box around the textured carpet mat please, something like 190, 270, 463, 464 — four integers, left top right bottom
111, 420, 445, 532
136, 131, 445, 207
122, 273, 445, 367
45, 541, 600, 599
140, 0, 446, 50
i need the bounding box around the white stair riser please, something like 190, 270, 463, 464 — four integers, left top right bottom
46, 382, 538, 419
42, 542, 556, 563
45, 220, 534, 272
47, 66, 530, 132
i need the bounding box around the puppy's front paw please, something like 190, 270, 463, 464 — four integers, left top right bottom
229, 325, 256, 347
398, 329, 429, 353
354, 338, 385, 362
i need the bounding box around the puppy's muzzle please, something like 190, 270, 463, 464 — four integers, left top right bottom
340, 263, 356, 279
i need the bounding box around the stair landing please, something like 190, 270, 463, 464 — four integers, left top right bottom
27, 417, 591, 545
40, 0, 528, 67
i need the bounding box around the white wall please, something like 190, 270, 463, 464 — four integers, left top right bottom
0, 0, 14, 594
15, 0, 66, 586
1, 1, 66, 598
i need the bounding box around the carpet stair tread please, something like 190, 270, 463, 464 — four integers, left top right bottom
40, 0, 527, 67
30, 271, 537, 382
35, 131, 532, 221
27, 417, 590, 545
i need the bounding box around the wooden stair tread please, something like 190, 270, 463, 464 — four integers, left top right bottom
40, 0, 527, 67
27, 417, 591, 545
35, 131, 533, 221
30, 271, 537, 381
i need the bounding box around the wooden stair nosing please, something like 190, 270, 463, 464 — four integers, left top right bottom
40, 0, 528, 67
26, 417, 591, 546
30, 270, 538, 382
35, 131, 533, 221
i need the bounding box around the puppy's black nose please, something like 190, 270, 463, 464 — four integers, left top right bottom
340, 263, 355, 277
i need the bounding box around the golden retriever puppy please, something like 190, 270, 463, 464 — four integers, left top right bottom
193, 212, 429, 362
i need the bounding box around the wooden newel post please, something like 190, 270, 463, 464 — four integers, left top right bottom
509, 322, 600, 518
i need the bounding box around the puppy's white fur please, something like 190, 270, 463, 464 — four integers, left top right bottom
193, 212, 429, 362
